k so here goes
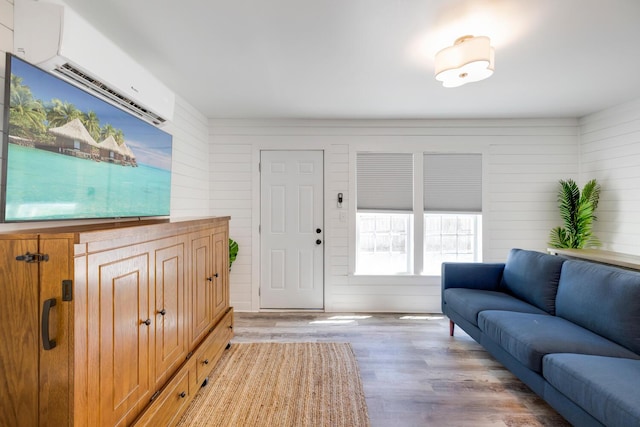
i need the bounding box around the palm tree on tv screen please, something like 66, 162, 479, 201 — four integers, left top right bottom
114, 129, 125, 145
47, 99, 83, 128
82, 110, 101, 142
8, 74, 48, 140
100, 123, 117, 141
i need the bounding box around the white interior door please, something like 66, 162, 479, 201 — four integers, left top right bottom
260, 150, 324, 309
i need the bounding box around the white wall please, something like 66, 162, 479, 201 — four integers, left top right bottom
580, 98, 640, 254
210, 119, 580, 312
0, 0, 13, 171
0, 1, 211, 232
165, 97, 211, 219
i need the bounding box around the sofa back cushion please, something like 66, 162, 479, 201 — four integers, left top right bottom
556, 260, 640, 354
499, 248, 566, 314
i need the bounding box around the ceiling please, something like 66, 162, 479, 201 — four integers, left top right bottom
60, 0, 640, 120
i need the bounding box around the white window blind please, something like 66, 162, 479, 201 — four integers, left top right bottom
357, 153, 413, 211
423, 153, 482, 212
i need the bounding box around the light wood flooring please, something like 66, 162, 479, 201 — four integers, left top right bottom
231, 312, 571, 427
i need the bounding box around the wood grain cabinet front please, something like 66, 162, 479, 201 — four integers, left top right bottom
195, 308, 234, 387
211, 228, 229, 324
0, 217, 231, 427
0, 236, 71, 427
152, 240, 188, 389
87, 245, 153, 426
190, 224, 229, 350
190, 232, 213, 348
132, 364, 193, 427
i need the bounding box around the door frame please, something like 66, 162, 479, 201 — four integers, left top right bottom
252, 148, 326, 311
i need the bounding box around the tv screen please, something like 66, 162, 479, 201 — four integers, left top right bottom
1, 53, 172, 222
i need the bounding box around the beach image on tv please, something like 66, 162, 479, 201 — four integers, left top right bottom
4, 55, 173, 221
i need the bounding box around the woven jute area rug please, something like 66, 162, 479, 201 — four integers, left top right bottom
176, 342, 371, 427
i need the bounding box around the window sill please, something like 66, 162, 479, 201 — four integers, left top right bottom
347, 274, 441, 286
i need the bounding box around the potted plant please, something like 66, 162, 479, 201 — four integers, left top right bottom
548, 178, 601, 249
229, 238, 239, 270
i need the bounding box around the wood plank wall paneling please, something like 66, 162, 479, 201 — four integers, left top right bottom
0, 0, 14, 207
580, 98, 640, 255
165, 95, 211, 219
209, 119, 580, 312
210, 143, 252, 310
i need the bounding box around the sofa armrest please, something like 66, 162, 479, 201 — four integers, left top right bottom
441, 262, 505, 292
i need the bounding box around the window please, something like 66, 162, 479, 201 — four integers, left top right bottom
357, 212, 412, 274
422, 153, 482, 275
423, 214, 481, 275
355, 151, 482, 275
356, 153, 413, 274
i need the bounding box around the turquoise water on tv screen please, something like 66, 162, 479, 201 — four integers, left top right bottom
4, 144, 171, 221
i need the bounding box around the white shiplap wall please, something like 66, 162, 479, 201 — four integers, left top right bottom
580, 98, 640, 255
210, 119, 579, 312
0, 1, 211, 232
165, 96, 211, 219
0, 0, 14, 192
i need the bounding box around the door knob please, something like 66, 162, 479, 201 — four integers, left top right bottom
316, 239, 322, 245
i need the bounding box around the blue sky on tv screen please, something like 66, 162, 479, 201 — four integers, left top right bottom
11, 56, 173, 171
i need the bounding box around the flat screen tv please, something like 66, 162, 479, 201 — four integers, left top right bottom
1, 53, 172, 222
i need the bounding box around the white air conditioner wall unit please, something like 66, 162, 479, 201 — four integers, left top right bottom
13, 0, 175, 126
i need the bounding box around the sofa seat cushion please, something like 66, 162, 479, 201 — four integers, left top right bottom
444, 288, 548, 326
543, 354, 640, 427
478, 311, 640, 372
499, 248, 565, 315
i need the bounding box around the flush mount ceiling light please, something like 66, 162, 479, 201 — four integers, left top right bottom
435, 35, 495, 88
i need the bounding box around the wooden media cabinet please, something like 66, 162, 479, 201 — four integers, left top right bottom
0, 217, 233, 426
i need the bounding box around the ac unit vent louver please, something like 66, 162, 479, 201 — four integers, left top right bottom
54, 63, 167, 125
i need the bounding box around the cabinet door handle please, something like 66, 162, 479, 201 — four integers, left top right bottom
179, 391, 187, 398
213, 273, 219, 278
142, 319, 151, 326
41, 298, 57, 350
206, 276, 213, 282
159, 309, 167, 316
203, 359, 209, 365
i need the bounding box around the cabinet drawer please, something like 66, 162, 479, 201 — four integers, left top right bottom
134, 366, 193, 427
195, 308, 234, 386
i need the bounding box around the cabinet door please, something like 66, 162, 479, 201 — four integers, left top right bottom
212, 228, 229, 322
87, 249, 152, 427
190, 234, 212, 347
38, 237, 72, 426
0, 237, 72, 427
0, 238, 39, 427
153, 241, 187, 387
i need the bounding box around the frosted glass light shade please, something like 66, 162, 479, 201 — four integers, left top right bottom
435, 36, 495, 88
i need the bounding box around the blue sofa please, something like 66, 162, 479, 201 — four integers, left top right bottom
441, 248, 640, 427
